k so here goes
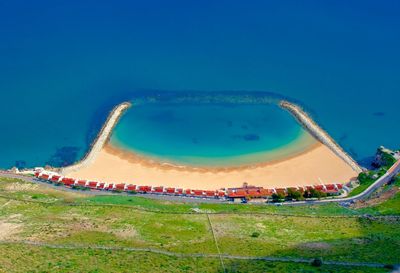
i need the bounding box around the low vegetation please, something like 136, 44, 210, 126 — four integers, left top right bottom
349, 148, 397, 197
0, 176, 399, 272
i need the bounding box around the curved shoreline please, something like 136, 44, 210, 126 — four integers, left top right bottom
279, 101, 363, 173
60, 98, 360, 190
61, 102, 131, 175
103, 139, 320, 173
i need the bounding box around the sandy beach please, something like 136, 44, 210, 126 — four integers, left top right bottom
64, 142, 358, 190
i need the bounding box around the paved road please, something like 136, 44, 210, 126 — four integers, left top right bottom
288, 159, 400, 206
1, 159, 399, 206
0, 171, 228, 204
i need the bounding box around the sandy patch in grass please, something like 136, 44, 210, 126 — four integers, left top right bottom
301, 242, 331, 249
255, 222, 266, 229
0, 214, 23, 240
5, 182, 39, 192
112, 226, 139, 239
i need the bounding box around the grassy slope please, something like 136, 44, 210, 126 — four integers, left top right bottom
0, 245, 386, 273
0, 177, 399, 272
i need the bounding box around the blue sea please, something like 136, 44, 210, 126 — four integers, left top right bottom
0, 0, 399, 168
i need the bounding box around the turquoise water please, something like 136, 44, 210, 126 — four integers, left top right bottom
110, 102, 313, 166
0, 1, 399, 168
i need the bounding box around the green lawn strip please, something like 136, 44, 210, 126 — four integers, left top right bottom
211, 214, 400, 264
81, 195, 360, 217
348, 180, 375, 197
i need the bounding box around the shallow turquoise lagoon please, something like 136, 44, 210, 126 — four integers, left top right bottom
110, 102, 314, 166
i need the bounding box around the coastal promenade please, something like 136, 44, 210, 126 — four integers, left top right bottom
280, 101, 363, 173
61, 102, 131, 175
1, 158, 398, 205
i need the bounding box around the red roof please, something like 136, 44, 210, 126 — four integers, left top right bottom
61, 178, 75, 186
314, 185, 324, 191
176, 188, 183, 194
228, 192, 246, 198
336, 184, 343, 189
96, 183, 105, 189
34, 172, 40, 177
77, 180, 87, 186
88, 181, 98, 188
51, 175, 61, 182
263, 189, 274, 196
138, 186, 152, 192
275, 188, 286, 193
40, 174, 49, 180
305, 186, 314, 191
193, 190, 204, 196
217, 191, 226, 197
114, 183, 125, 190
126, 184, 136, 191
325, 184, 336, 191
166, 188, 175, 194
205, 191, 216, 197
153, 186, 164, 193
185, 189, 192, 195
106, 184, 114, 190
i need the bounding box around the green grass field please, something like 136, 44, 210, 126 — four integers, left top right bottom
0, 177, 399, 272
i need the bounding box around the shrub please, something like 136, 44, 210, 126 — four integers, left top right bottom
304, 189, 327, 199
286, 189, 304, 201
311, 258, 322, 267
384, 264, 394, 270
251, 232, 260, 238
272, 193, 285, 202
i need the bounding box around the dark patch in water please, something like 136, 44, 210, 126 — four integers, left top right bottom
227, 121, 233, 127
191, 138, 199, 144
46, 146, 80, 167
15, 160, 26, 169
338, 134, 348, 143
358, 156, 376, 169
231, 134, 260, 141
244, 134, 260, 141
373, 112, 385, 117
241, 125, 248, 130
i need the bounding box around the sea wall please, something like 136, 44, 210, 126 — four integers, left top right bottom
280, 101, 363, 173
61, 102, 131, 175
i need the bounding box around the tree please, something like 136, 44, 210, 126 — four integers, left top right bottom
272, 193, 285, 202
304, 189, 327, 199
286, 188, 304, 201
